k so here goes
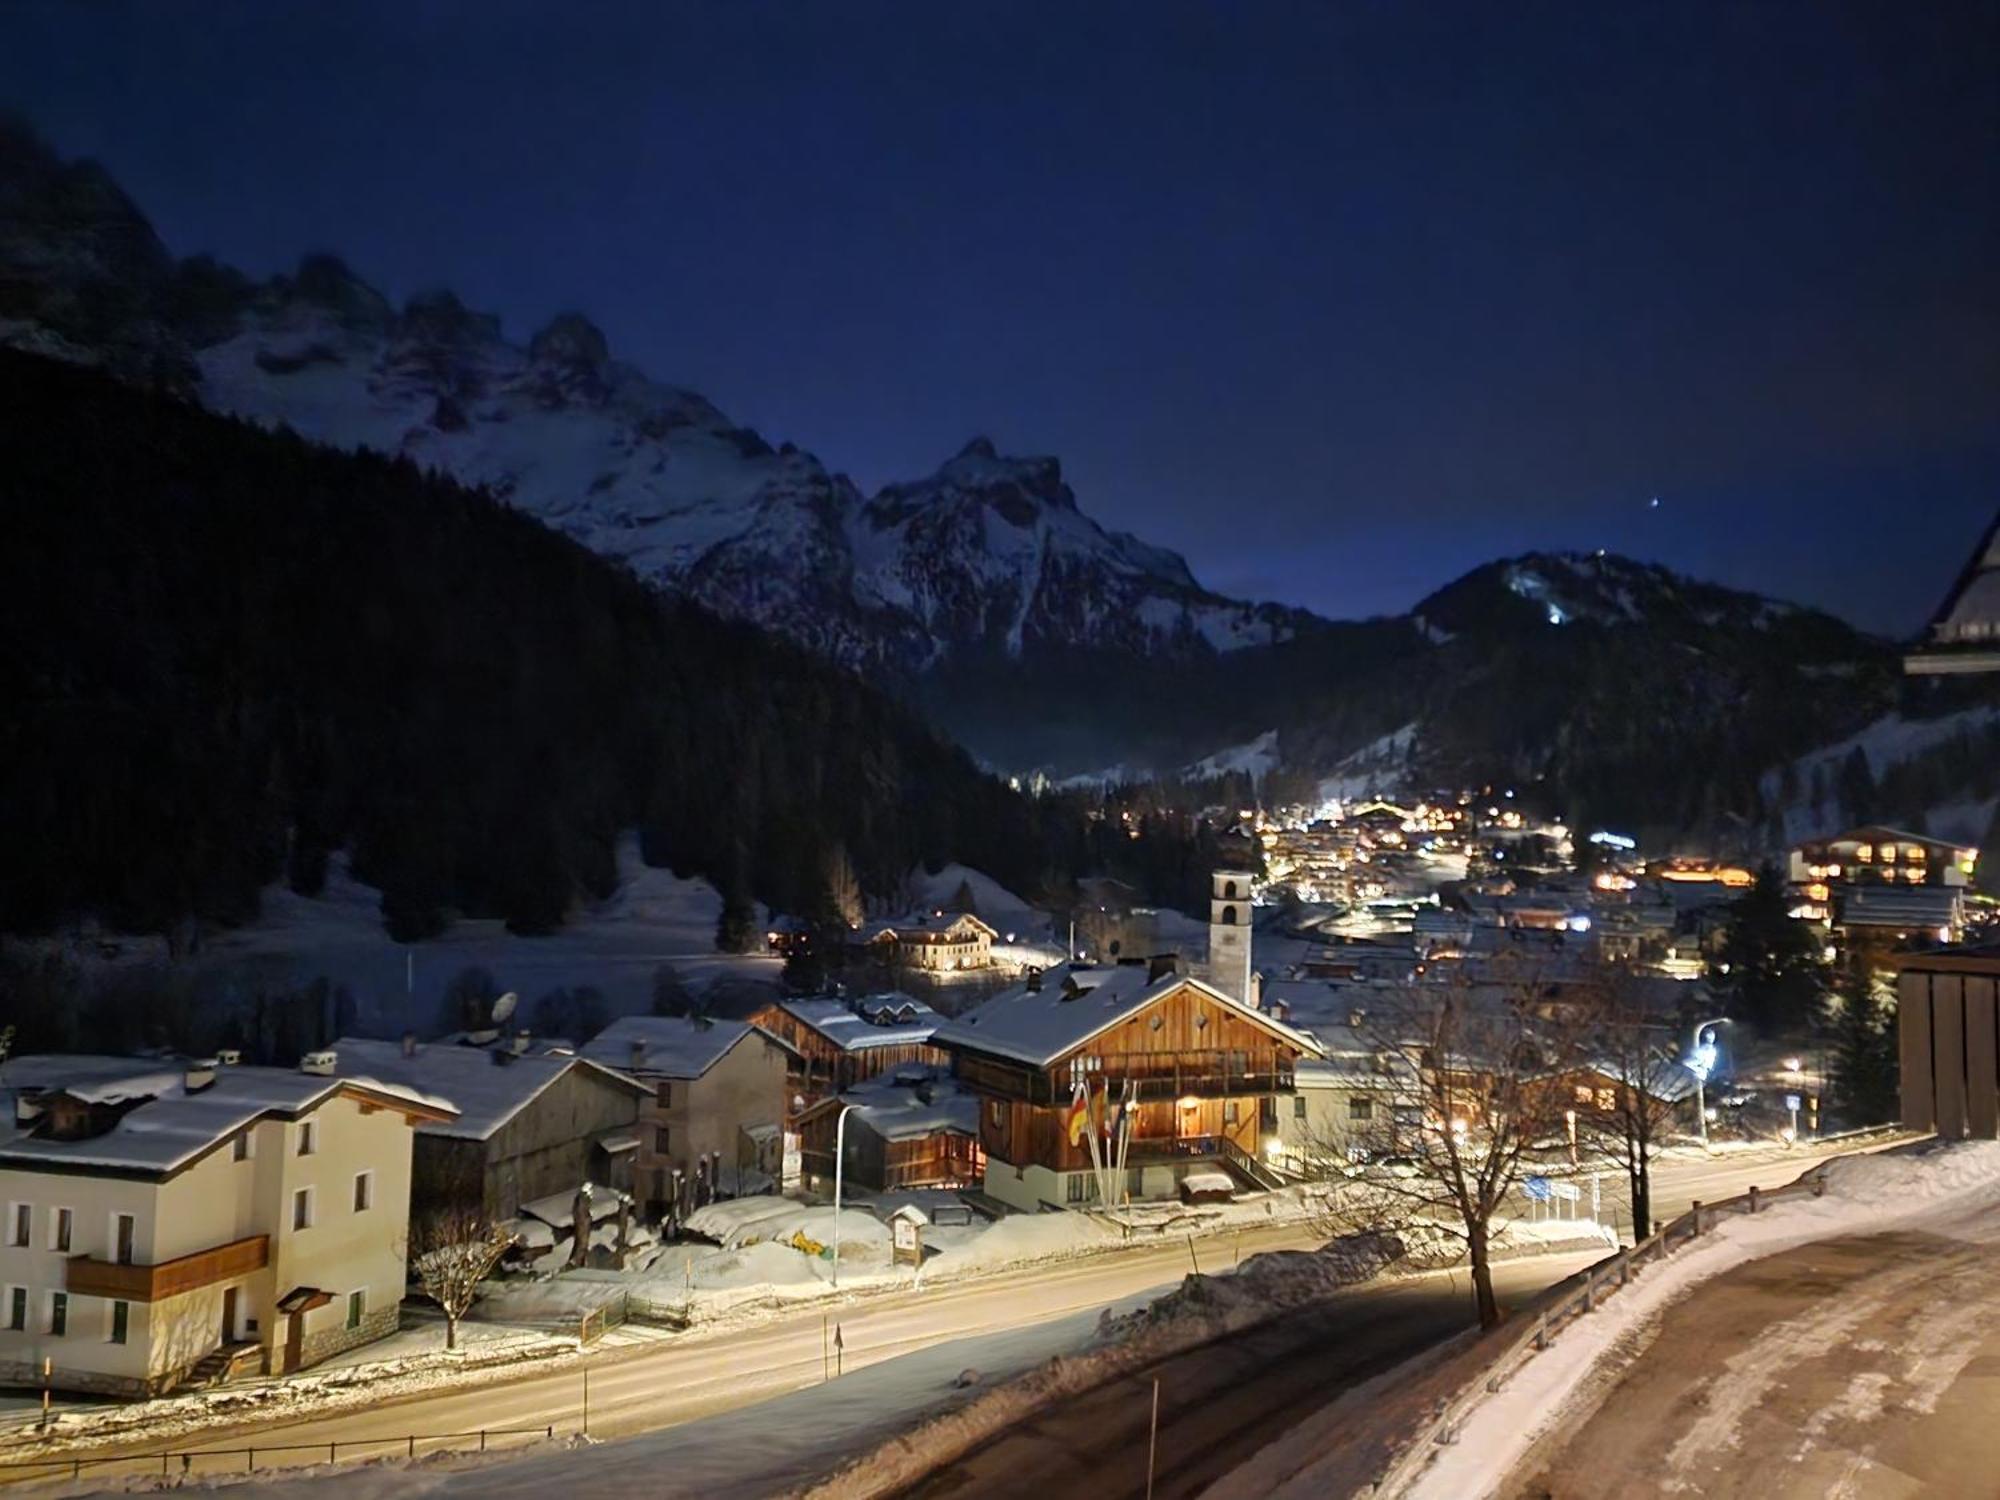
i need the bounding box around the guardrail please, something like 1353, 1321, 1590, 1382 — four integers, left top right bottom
0, 1424, 558, 1487
1368, 1159, 1836, 1498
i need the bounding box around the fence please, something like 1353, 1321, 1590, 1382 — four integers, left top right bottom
0, 1424, 558, 1487
1368, 1159, 1836, 1497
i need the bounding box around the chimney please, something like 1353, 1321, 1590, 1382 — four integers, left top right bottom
14, 1095, 43, 1129
1268, 999, 1290, 1023
183, 1061, 218, 1094
400, 1031, 419, 1059
629, 1038, 647, 1070
1146, 953, 1178, 984
1024, 966, 1043, 993
215, 1048, 242, 1067
1348, 1008, 1365, 1030
299, 1049, 337, 1077
511, 1029, 532, 1056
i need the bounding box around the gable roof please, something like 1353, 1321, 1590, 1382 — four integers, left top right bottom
577, 1015, 772, 1080
0, 1058, 454, 1179
330, 1037, 643, 1140
933, 964, 1324, 1070
773, 996, 942, 1052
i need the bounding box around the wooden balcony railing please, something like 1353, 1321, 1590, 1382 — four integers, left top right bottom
66, 1233, 268, 1302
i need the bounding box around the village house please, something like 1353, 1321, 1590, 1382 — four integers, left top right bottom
858, 912, 999, 971
1270, 1040, 1417, 1173
328, 1036, 647, 1225
795, 1067, 981, 1193
0, 1053, 453, 1397
577, 1016, 794, 1220
934, 961, 1324, 1211
748, 993, 948, 1109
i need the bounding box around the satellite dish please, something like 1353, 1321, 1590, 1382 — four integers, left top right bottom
491, 991, 518, 1027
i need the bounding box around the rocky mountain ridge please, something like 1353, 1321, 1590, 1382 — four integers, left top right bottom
0, 117, 1307, 677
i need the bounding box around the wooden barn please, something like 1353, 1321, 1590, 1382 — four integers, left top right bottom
934, 962, 1322, 1211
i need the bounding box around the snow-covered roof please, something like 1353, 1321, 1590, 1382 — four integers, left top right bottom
330, 1036, 643, 1141
0, 1057, 455, 1178
802, 1069, 977, 1142
933, 965, 1324, 1069
1835, 884, 1962, 927
576, 1015, 767, 1079
777, 996, 942, 1051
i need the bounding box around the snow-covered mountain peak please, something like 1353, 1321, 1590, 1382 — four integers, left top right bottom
0, 122, 1312, 676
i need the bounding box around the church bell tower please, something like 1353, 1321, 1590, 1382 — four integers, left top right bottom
1208, 870, 1255, 1004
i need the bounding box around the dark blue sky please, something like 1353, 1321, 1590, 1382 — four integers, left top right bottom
6, 1, 1995, 632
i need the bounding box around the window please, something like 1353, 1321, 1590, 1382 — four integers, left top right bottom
1574, 1084, 1594, 1104
292, 1187, 315, 1232
352, 1172, 373, 1213
108, 1300, 129, 1346
113, 1213, 135, 1266
7, 1204, 29, 1248
654, 1126, 671, 1154
1292, 1096, 1307, 1119
987, 1100, 1002, 1127
346, 1290, 366, 1331
1220, 904, 1237, 926
47, 1292, 66, 1337
654, 1081, 672, 1108
1348, 1097, 1374, 1122
1065, 1172, 1089, 1204
5, 1287, 23, 1331
1223, 1100, 1240, 1125
51, 1208, 72, 1254
232, 1131, 252, 1162
298, 1120, 318, 1157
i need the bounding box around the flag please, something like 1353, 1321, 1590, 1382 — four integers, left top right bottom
1066, 1087, 1090, 1146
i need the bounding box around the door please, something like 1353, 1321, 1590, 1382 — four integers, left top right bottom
282, 1311, 304, 1374
220, 1286, 239, 1345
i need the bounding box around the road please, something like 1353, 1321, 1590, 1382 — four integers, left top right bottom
0, 1137, 1876, 1494
898, 1253, 1601, 1500
1502, 1193, 2000, 1499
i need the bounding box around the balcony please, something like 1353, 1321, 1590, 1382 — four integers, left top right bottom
66, 1234, 268, 1302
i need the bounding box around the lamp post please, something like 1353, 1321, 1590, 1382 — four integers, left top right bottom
1685, 1018, 1730, 1149
830, 1102, 858, 1289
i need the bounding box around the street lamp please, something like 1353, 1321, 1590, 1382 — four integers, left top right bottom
1684, 1018, 1731, 1149
830, 1102, 858, 1289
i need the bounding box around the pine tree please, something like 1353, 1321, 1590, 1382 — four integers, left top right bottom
1709, 865, 1825, 1036
1828, 957, 1898, 1126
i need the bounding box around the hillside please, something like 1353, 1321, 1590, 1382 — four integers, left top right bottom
0, 349, 1069, 940
0, 117, 1962, 849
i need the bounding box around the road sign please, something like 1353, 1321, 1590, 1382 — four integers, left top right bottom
1522, 1175, 1552, 1201
1550, 1181, 1581, 1201
1785, 1093, 1802, 1111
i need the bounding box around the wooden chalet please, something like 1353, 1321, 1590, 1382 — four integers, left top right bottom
934, 962, 1324, 1211
748, 994, 948, 1113
794, 1068, 981, 1192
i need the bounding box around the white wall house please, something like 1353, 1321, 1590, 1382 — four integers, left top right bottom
0, 1055, 452, 1397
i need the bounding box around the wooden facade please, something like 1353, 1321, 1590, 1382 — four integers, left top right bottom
65, 1233, 269, 1303
749, 1003, 947, 1105
796, 1105, 982, 1191
956, 979, 1307, 1177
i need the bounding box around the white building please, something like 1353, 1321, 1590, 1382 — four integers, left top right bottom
0, 1055, 452, 1396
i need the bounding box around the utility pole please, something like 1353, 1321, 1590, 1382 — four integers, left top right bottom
1145, 1378, 1161, 1500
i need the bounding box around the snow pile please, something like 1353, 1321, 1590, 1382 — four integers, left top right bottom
685, 1196, 890, 1260
1104, 1232, 1405, 1343
922, 1211, 1121, 1274
1358, 1140, 2000, 1500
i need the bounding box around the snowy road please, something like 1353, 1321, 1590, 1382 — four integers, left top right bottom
1501, 1194, 2000, 1499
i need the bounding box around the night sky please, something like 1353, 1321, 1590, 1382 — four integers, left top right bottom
5, 2, 1994, 634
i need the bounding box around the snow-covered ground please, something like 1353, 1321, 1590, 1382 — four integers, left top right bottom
1361, 1140, 2000, 1500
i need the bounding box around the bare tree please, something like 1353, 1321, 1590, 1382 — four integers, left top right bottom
1311, 970, 1582, 1328
405, 1212, 517, 1350
1573, 965, 1688, 1241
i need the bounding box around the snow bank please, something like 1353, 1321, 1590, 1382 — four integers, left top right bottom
1380, 1141, 2000, 1500
685, 1198, 890, 1260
